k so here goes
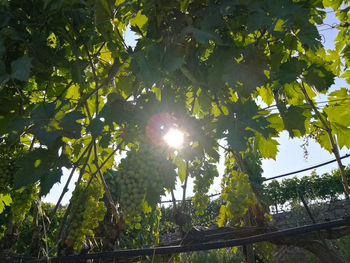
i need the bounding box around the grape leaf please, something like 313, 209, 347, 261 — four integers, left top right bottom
87, 118, 105, 137
11, 56, 32, 81
182, 26, 221, 44
303, 65, 335, 93
331, 123, 350, 149
173, 156, 187, 183
255, 133, 279, 160
0, 60, 9, 85
217, 205, 226, 227
280, 105, 308, 137
0, 194, 12, 214
324, 104, 350, 127
14, 149, 71, 190
315, 131, 332, 153
31, 126, 61, 147
275, 58, 307, 84
258, 86, 274, 106
130, 11, 148, 29
39, 168, 62, 197
59, 111, 85, 139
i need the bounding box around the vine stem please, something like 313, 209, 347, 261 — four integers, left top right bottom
56, 140, 123, 243
231, 150, 255, 263
299, 82, 350, 196
49, 141, 93, 222
171, 190, 177, 209
92, 140, 120, 223
180, 161, 189, 210
56, 145, 93, 242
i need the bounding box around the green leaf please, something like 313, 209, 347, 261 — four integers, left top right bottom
14, 149, 51, 188
0, 194, 12, 214
11, 56, 32, 81
217, 205, 226, 227
130, 11, 148, 29
246, 7, 272, 32
14, 149, 70, 189
303, 65, 335, 93
39, 168, 62, 197
132, 49, 162, 85
59, 111, 85, 139
296, 21, 321, 48
281, 105, 307, 137
274, 19, 286, 32
258, 86, 274, 106
255, 133, 279, 160
183, 26, 221, 44
162, 47, 184, 73
95, 0, 114, 28
173, 157, 187, 183
328, 88, 349, 100
315, 131, 332, 153
0, 41, 5, 57
266, 114, 284, 132
65, 84, 80, 100
31, 102, 57, 126
275, 58, 307, 84
217, 100, 274, 152
99, 93, 135, 127
99, 134, 112, 148
0, 60, 9, 85
222, 51, 268, 97
331, 123, 350, 149
31, 126, 61, 147
323, 0, 342, 10
87, 118, 105, 137
341, 70, 350, 85
324, 104, 350, 127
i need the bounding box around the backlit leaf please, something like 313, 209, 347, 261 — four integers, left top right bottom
173, 156, 187, 183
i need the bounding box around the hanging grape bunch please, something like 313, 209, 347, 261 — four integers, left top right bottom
0, 143, 22, 192
0, 157, 15, 192
11, 184, 38, 224
0, 142, 39, 227
67, 175, 106, 251
192, 159, 219, 215
112, 144, 176, 220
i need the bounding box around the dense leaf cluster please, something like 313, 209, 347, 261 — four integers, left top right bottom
0, 0, 349, 257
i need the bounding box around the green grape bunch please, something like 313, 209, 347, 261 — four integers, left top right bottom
11, 184, 38, 224
191, 159, 219, 216
0, 142, 23, 192
219, 171, 257, 226
107, 144, 177, 221
0, 157, 15, 192
67, 175, 106, 251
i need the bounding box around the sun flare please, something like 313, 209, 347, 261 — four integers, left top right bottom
163, 128, 184, 148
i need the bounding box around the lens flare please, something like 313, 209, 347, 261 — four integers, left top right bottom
163, 128, 184, 148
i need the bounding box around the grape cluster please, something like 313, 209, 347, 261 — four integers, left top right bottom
0, 143, 38, 225
110, 144, 176, 220
191, 160, 218, 216
0, 157, 15, 191
67, 175, 107, 251
11, 185, 38, 224
221, 172, 257, 224
0, 143, 22, 192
